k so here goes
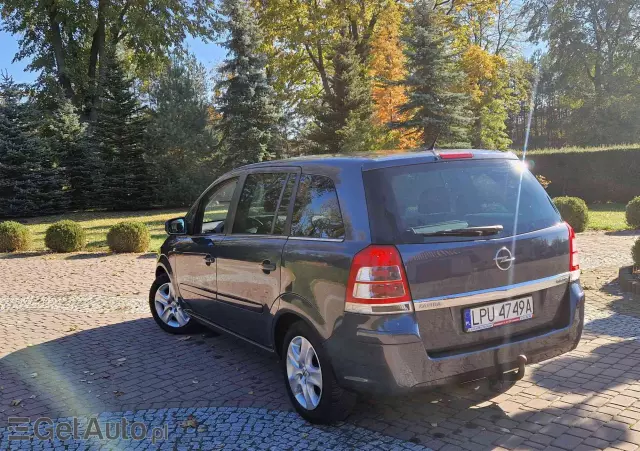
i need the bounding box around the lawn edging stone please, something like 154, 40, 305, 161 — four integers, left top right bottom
618, 266, 640, 296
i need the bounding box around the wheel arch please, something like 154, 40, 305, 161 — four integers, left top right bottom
271, 294, 326, 357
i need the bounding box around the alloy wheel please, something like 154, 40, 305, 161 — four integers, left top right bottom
286, 336, 323, 410
154, 282, 190, 328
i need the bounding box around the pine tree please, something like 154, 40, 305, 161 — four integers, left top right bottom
147, 55, 217, 206
216, 0, 281, 169
0, 75, 66, 217
391, 0, 470, 147
43, 97, 99, 210
311, 37, 379, 153
92, 54, 153, 210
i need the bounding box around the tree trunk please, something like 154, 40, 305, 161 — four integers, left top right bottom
46, 1, 75, 101
87, 0, 107, 122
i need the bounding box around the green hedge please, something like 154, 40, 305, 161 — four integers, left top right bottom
519, 145, 640, 203
107, 221, 151, 253
553, 197, 589, 232
45, 220, 86, 253
0, 221, 31, 252
633, 239, 640, 267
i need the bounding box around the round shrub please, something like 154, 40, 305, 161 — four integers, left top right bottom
0, 221, 31, 252
633, 239, 640, 267
626, 196, 640, 229
553, 196, 589, 232
45, 220, 86, 253
107, 221, 150, 253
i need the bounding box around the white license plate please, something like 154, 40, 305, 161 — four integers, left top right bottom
464, 296, 534, 332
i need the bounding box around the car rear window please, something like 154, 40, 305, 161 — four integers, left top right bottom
363, 159, 561, 243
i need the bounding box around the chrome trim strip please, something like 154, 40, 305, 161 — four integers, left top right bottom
413, 272, 571, 312
288, 236, 344, 243
345, 301, 414, 315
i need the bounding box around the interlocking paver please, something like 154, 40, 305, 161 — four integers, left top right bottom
2, 230, 640, 449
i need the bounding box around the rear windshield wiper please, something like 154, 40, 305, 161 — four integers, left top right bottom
415, 225, 504, 237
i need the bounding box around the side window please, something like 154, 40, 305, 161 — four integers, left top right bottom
290, 175, 345, 239
200, 178, 238, 234
232, 173, 288, 235
273, 174, 297, 235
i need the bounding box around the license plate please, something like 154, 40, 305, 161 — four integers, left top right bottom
464, 296, 534, 332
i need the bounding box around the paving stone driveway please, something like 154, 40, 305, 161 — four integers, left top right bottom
1, 230, 640, 450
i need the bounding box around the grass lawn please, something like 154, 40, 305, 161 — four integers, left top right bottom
19, 209, 187, 252
587, 203, 631, 231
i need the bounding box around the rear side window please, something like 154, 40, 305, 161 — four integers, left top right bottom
291, 175, 345, 239
232, 173, 288, 235
364, 159, 561, 243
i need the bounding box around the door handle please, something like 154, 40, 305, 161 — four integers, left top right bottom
204, 254, 215, 266
261, 260, 276, 274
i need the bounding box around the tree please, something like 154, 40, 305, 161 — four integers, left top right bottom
392, 0, 471, 147
524, 0, 640, 145
91, 54, 153, 210
147, 55, 218, 206
310, 37, 379, 153
454, 0, 531, 149
1, 0, 219, 119
0, 75, 66, 217
369, 2, 419, 150
215, 0, 281, 168
41, 97, 100, 210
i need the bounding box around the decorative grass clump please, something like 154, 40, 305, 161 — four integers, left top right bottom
0, 221, 32, 252
106, 221, 151, 253
45, 220, 86, 253
553, 197, 589, 232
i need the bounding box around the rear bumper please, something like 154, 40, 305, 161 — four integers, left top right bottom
325, 281, 584, 394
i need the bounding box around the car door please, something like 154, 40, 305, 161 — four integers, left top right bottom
174, 177, 240, 319
214, 169, 298, 346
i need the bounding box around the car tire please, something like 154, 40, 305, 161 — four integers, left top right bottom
281, 321, 356, 424
149, 272, 199, 335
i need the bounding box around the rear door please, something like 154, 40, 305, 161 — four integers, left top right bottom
363, 158, 571, 356
214, 169, 298, 345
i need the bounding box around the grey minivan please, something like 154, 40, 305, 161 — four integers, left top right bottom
150, 150, 584, 423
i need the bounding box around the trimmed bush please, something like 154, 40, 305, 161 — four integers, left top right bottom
633, 239, 640, 267
107, 221, 150, 253
520, 145, 640, 203
0, 221, 31, 252
553, 196, 589, 232
45, 220, 86, 253
626, 196, 640, 229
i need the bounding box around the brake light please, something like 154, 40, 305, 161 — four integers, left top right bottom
566, 222, 580, 281
345, 245, 413, 314
438, 151, 473, 160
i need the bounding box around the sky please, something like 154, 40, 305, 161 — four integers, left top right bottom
0, 27, 227, 84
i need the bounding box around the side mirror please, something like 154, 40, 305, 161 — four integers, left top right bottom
165, 217, 186, 235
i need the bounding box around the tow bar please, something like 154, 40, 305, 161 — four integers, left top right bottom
499, 354, 528, 381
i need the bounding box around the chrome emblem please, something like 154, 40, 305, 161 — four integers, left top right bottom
494, 247, 515, 271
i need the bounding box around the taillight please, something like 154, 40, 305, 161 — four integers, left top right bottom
566, 222, 580, 281
345, 245, 413, 315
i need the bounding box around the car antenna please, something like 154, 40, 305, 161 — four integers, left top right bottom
427, 129, 441, 151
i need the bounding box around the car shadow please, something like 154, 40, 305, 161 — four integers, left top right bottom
1, 314, 638, 449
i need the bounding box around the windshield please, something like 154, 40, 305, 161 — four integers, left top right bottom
363, 159, 561, 243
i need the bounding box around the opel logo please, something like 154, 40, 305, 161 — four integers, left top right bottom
494, 247, 515, 271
